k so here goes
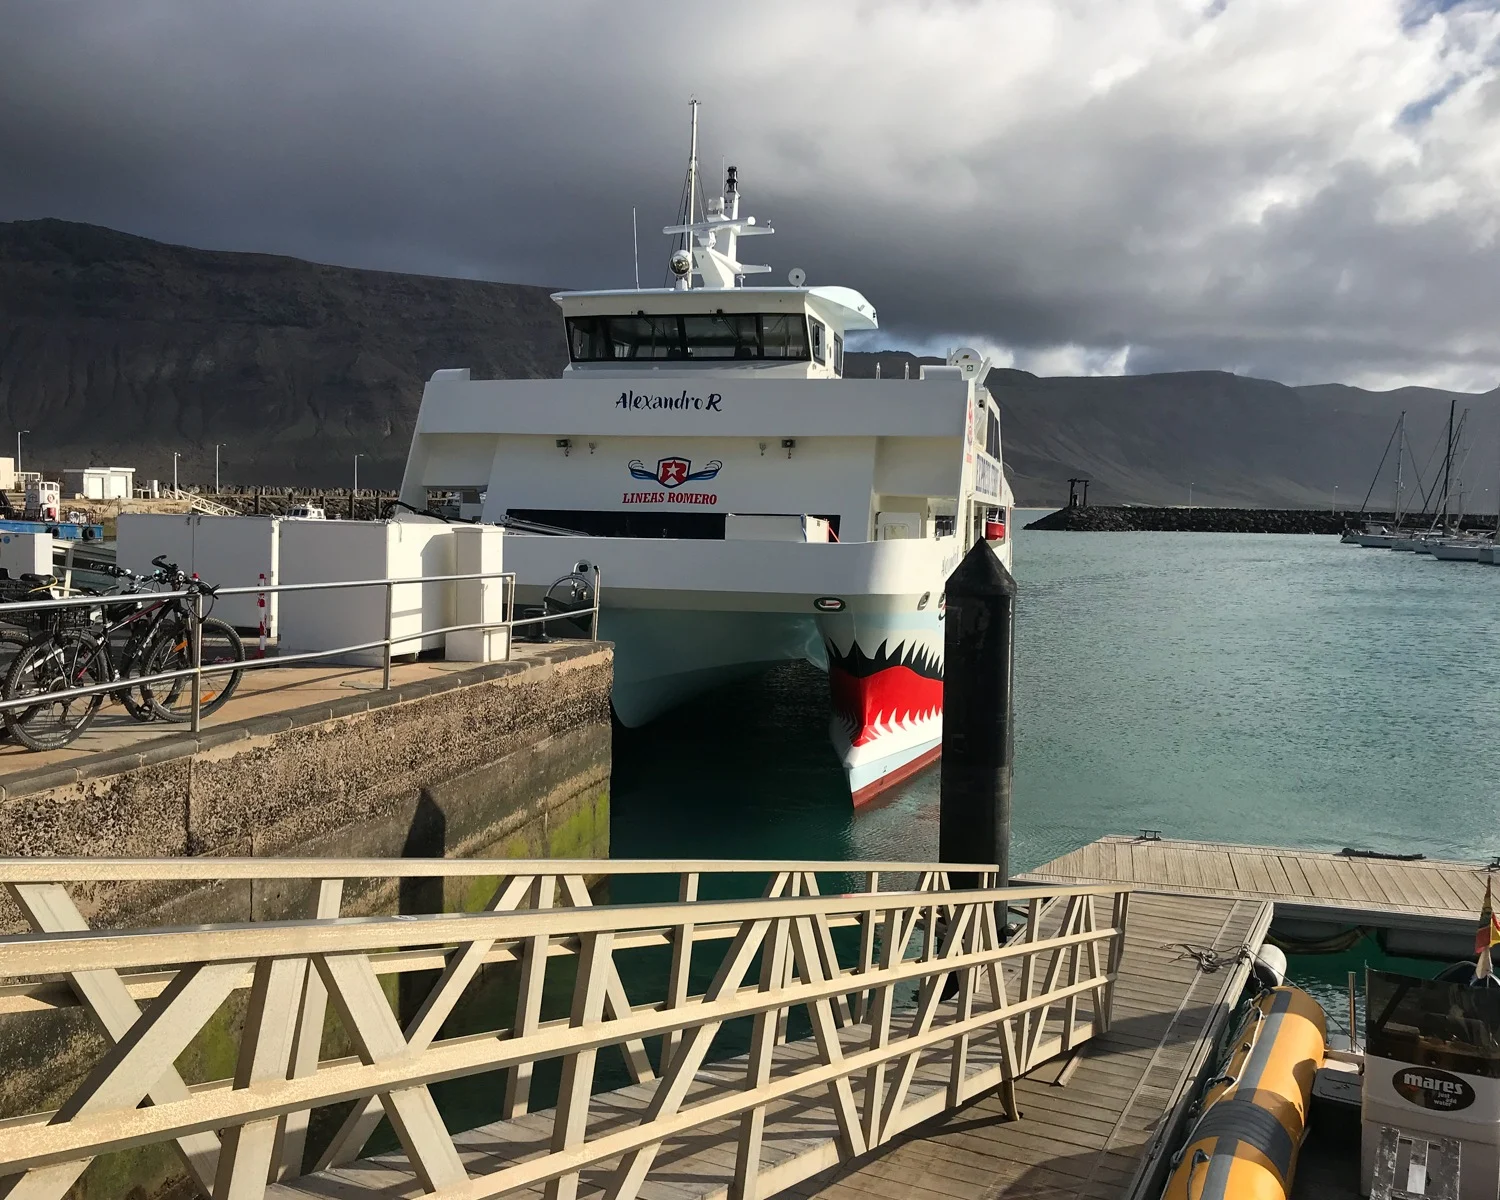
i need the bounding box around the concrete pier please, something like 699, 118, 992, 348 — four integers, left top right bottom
0, 642, 612, 930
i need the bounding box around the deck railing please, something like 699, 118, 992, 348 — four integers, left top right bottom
0, 564, 599, 738
0, 858, 1129, 1200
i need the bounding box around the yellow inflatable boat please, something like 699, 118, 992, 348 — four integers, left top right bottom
1163, 985, 1327, 1200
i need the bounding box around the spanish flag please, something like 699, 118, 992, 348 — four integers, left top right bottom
1477, 876, 1500, 978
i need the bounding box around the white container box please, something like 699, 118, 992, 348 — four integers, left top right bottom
278, 519, 455, 666
446, 525, 509, 663
116, 514, 281, 635
0, 532, 52, 580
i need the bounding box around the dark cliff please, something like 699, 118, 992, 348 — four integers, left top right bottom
0, 219, 565, 487
3, 219, 1494, 505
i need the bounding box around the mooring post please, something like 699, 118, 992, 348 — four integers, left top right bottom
939, 538, 1016, 890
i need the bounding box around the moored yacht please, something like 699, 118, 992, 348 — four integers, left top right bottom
399, 109, 1014, 805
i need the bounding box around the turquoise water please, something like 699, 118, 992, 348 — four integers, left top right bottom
615, 518, 1500, 867
412, 526, 1495, 1143
608, 519, 1500, 1029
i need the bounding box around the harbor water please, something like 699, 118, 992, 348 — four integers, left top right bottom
615, 514, 1500, 867
612, 515, 1497, 1027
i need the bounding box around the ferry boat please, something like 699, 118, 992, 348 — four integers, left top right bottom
398, 111, 1013, 805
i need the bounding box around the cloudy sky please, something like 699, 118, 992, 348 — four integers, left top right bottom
3, 0, 1499, 390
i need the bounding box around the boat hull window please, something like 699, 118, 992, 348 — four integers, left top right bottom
810, 318, 827, 365
834, 332, 844, 376
566, 314, 811, 362
507, 509, 841, 540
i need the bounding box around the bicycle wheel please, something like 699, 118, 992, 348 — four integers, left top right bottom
0, 630, 34, 741
3, 632, 106, 750
115, 628, 163, 722
143, 617, 245, 722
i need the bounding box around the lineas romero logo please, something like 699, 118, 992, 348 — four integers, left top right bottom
623, 457, 722, 506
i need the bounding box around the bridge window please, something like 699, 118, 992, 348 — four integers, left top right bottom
985, 406, 1001, 458
567, 313, 811, 361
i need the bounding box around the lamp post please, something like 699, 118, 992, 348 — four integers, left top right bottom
1331, 484, 1338, 514
172, 451, 180, 495
1188, 481, 1194, 507
353, 454, 364, 520
215, 444, 225, 493
16, 430, 27, 475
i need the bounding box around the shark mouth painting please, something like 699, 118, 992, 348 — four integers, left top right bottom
827, 639, 944, 748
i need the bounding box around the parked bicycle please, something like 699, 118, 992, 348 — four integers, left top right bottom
0, 557, 246, 750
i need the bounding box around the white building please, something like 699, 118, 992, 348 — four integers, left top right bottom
63, 466, 136, 501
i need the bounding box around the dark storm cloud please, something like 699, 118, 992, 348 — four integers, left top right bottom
3, 0, 1500, 389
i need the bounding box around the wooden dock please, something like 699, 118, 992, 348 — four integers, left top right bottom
0, 858, 1274, 1200
269, 892, 1269, 1200
1017, 834, 1493, 956
788, 892, 1271, 1200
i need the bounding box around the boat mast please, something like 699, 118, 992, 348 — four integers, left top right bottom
683, 100, 699, 290
1394, 412, 1405, 525
1437, 397, 1456, 529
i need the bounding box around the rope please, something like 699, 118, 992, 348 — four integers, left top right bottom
1164, 943, 1254, 974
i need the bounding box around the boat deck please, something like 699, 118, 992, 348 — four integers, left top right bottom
1016, 834, 1492, 934
271, 892, 1270, 1200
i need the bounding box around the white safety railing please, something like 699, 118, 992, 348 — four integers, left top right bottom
0, 857, 1130, 1200
0, 566, 600, 737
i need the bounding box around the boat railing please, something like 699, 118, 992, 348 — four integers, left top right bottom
0, 565, 600, 735
0, 857, 1130, 1199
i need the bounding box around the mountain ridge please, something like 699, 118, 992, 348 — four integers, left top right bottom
2, 218, 1493, 507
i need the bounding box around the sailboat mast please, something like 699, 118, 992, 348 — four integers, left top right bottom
1395, 412, 1405, 525
1439, 397, 1456, 528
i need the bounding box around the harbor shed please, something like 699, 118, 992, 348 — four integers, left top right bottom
62, 466, 136, 500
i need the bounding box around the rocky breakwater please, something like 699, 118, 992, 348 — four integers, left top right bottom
1026, 506, 1348, 534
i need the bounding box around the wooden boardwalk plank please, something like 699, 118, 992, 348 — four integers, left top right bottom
799, 893, 1268, 1200
1017, 836, 1494, 930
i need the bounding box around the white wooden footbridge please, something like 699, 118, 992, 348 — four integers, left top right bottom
0, 856, 1259, 1200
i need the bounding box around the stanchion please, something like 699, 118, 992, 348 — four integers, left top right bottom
938, 538, 1016, 889
257, 572, 267, 657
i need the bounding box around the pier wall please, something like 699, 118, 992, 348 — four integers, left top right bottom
0, 642, 612, 931
0, 643, 611, 1199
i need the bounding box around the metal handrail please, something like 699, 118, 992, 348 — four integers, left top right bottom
0, 869, 1128, 1198
0, 565, 601, 738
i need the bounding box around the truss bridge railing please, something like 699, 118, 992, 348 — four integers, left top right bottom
0, 857, 1130, 1200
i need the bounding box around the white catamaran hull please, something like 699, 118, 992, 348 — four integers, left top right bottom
502, 533, 995, 806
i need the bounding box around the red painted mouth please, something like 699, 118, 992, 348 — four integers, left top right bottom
829, 664, 944, 747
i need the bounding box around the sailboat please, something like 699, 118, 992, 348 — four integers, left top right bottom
1345, 412, 1409, 547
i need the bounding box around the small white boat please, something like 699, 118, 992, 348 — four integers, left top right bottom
1430, 540, 1486, 562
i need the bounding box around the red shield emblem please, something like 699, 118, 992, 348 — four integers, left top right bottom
657, 457, 690, 488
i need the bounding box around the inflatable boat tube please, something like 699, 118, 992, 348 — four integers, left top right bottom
1163, 985, 1327, 1200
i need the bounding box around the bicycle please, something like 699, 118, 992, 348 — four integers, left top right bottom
134, 563, 245, 722
2, 559, 246, 749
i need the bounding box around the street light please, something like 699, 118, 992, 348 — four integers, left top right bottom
1331, 484, 1339, 514
1188, 481, 1195, 507
215, 443, 225, 493
16, 430, 27, 475
172, 451, 181, 495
